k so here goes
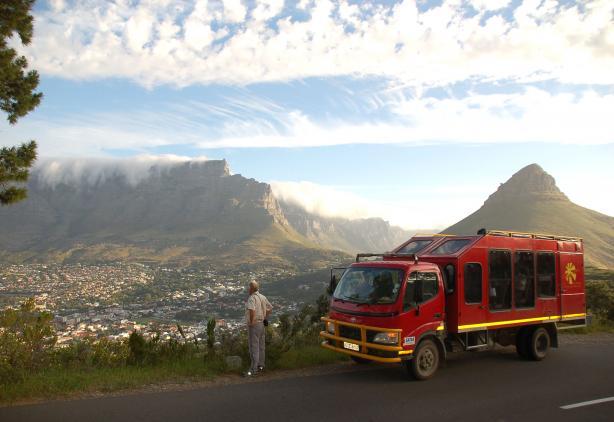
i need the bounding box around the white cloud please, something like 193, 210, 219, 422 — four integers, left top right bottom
470, 0, 512, 12
222, 0, 247, 23
270, 180, 490, 229
18, 0, 614, 87
271, 180, 377, 220
34, 155, 210, 188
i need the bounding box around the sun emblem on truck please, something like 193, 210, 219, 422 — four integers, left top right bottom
564, 263, 577, 285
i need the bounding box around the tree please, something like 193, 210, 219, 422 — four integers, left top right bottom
0, 0, 42, 205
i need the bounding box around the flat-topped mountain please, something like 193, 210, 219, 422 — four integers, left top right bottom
445, 164, 614, 268
0, 159, 409, 268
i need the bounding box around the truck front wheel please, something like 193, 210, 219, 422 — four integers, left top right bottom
529, 327, 550, 361
406, 339, 439, 380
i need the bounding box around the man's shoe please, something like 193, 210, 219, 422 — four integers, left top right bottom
257, 365, 264, 372
243, 370, 255, 377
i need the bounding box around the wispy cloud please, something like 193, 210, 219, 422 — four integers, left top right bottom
2, 86, 611, 156
20, 0, 614, 87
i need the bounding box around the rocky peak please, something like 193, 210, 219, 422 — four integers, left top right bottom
166, 159, 230, 180
484, 163, 568, 205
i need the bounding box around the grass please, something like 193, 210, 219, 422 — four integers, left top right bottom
560, 318, 614, 335
0, 345, 346, 405
0, 357, 226, 404
273, 345, 348, 370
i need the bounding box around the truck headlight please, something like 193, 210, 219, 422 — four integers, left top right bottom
373, 332, 399, 345
326, 321, 335, 334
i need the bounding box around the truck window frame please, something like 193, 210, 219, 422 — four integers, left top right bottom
514, 250, 536, 309
488, 248, 513, 312
403, 271, 440, 312
536, 251, 557, 299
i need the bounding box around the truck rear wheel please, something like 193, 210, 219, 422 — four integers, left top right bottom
529, 327, 550, 361
406, 339, 439, 380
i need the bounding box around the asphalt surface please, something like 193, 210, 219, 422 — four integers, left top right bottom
2, 337, 613, 422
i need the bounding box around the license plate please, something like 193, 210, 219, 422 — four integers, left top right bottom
343, 341, 359, 351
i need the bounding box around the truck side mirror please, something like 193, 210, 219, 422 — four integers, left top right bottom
443, 264, 455, 295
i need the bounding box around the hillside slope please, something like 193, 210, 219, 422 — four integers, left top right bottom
444, 164, 614, 268
280, 201, 410, 254
0, 160, 346, 269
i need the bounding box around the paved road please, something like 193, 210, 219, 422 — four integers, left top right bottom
2, 339, 613, 422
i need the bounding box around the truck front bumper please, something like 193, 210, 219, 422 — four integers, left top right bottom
319, 317, 411, 363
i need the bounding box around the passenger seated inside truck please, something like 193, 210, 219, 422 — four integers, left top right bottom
370, 273, 394, 303
334, 268, 404, 304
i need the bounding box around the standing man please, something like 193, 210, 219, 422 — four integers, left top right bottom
245, 280, 272, 377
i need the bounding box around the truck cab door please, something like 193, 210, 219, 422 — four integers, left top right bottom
402, 271, 445, 344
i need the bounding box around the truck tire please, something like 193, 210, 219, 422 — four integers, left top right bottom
529, 327, 550, 361
351, 356, 371, 364
515, 328, 530, 359
406, 339, 439, 380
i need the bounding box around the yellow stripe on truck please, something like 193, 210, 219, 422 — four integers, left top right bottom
458, 313, 586, 331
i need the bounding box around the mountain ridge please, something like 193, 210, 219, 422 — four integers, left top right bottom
444, 164, 614, 268
0, 159, 409, 268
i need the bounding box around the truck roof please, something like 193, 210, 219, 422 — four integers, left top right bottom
352, 260, 438, 271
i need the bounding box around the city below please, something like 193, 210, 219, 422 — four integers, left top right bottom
0, 263, 319, 345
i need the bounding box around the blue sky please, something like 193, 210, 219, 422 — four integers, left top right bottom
1, 0, 613, 228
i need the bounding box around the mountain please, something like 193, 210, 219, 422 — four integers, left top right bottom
0, 160, 341, 269
0, 159, 409, 268
444, 164, 614, 269
279, 201, 410, 254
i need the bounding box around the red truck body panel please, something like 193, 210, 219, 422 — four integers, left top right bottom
322, 230, 586, 362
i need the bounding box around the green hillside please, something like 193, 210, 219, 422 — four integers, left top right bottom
445, 164, 614, 269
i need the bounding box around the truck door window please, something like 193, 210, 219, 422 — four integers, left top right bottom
537, 252, 556, 297
464, 263, 482, 304
489, 250, 512, 311
514, 251, 535, 308
404, 272, 439, 311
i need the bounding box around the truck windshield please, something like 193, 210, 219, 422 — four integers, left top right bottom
333, 267, 405, 304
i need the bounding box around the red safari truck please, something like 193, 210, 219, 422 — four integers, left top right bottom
320, 229, 586, 380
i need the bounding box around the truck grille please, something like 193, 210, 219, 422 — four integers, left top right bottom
338, 325, 361, 342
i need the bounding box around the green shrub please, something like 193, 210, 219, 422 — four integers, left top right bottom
0, 299, 56, 383
586, 280, 614, 323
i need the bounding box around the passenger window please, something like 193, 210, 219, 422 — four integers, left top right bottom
514, 251, 535, 308
537, 252, 556, 297
430, 239, 471, 255
464, 263, 482, 304
489, 250, 512, 310
397, 240, 433, 254
403, 272, 439, 311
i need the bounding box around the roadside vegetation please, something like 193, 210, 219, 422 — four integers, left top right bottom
1, 268, 612, 404
0, 294, 344, 404
564, 267, 614, 334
